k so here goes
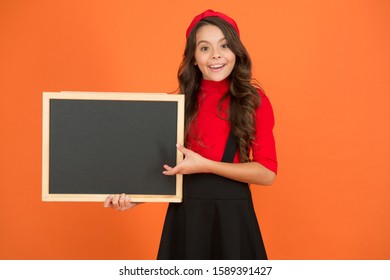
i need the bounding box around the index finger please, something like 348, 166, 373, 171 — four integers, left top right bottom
162, 164, 180, 176
104, 195, 114, 208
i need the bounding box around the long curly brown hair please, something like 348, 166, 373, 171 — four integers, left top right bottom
178, 16, 261, 162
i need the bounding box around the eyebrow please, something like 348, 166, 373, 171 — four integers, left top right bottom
197, 37, 227, 46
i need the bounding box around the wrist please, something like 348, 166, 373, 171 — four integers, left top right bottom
202, 157, 216, 174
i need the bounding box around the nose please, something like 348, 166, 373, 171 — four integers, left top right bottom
212, 48, 221, 59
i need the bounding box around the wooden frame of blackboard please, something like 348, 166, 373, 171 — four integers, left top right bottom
42, 92, 184, 202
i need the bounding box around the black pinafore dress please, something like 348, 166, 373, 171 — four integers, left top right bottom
157, 133, 267, 260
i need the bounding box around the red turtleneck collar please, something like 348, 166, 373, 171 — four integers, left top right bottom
200, 79, 230, 95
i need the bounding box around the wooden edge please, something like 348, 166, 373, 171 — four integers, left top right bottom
42, 91, 182, 102
176, 95, 185, 199
42, 93, 50, 201
42, 194, 182, 203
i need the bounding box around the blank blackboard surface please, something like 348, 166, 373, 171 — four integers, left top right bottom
42, 92, 184, 202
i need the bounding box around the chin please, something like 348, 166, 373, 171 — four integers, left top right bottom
204, 74, 230, 82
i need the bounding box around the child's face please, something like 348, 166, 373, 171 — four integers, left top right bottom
194, 24, 236, 82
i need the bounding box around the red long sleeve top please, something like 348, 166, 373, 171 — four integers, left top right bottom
186, 79, 278, 174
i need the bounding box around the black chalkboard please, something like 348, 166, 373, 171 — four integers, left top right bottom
42, 92, 184, 202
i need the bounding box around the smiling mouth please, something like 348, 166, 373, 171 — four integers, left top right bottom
208, 64, 225, 71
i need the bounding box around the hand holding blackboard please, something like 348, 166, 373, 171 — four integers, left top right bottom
162, 144, 210, 175
104, 194, 142, 211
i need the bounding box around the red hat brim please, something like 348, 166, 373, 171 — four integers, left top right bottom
185, 9, 240, 39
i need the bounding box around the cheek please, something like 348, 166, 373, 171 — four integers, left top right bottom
230, 55, 236, 65
228, 52, 236, 64
194, 53, 207, 66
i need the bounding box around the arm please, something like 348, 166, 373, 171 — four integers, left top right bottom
163, 144, 276, 186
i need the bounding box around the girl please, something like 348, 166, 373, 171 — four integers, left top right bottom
105, 9, 277, 260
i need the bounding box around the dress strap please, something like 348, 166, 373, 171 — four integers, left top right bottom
221, 131, 237, 163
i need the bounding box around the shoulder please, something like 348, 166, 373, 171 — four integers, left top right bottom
257, 87, 267, 98
255, 88, 274, 114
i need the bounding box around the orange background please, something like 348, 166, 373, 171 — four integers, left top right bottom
1, 0, 389, 260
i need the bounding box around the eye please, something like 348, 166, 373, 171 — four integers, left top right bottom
200, 46, 209, 52
221, 43, 229, 49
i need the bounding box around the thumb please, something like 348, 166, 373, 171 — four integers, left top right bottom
176, 143, 188, 155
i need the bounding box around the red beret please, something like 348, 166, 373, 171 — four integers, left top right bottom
185, 9, 240, 39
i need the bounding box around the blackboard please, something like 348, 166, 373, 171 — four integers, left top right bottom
42, 92, 184, 202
